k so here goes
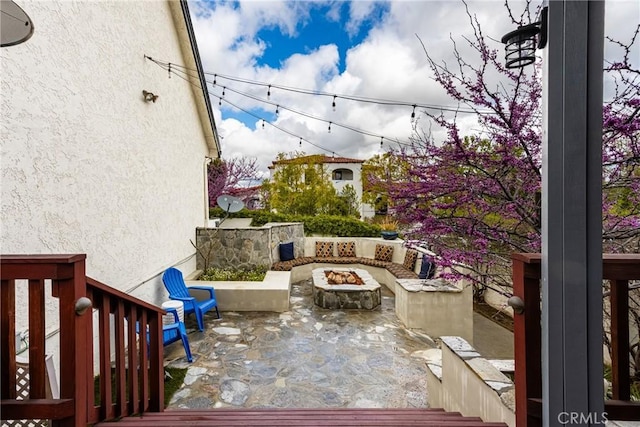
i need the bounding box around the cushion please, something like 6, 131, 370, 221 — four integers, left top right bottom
419, 254, 436, 279
403, 250, 418, 271
374, 244, 394, 262
337, 241, 356, 257
279, 242, 295, 261
315, 241, 335, 258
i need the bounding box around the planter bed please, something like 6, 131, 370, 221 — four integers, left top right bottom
184, 270, 291, 312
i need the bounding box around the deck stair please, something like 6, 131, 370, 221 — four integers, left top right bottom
95, 408, 508, 426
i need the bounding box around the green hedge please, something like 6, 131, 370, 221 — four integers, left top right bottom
210, 208, 381, 237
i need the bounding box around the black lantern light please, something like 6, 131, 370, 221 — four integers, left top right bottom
501, 7, 548, 69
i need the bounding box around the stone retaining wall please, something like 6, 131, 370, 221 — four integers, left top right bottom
195, 222, 304, 271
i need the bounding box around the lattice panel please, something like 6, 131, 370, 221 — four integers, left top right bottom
2, 363, 50, 427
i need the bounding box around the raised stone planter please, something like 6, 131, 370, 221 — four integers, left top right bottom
311, 268, 381, 310
185, 270, 291, 312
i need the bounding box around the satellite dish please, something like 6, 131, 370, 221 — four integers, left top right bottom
1, 1, 35, 47
217, 194, 244, 213
215, 195, 244, 226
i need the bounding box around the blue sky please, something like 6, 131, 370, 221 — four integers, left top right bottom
188, 0, 639, 176
255, 2, 386, 73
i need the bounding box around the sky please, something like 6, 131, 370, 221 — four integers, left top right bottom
184, 0, 640, 180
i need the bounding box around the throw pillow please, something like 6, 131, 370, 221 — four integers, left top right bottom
315, 241, 334, 258
279, 242, 295, 261
419, 254, 436, 279
403, 249, 418, 271
374, 244, 394, 262
337, 241, 356, 257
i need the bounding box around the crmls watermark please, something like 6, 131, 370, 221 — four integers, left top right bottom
558, 412, 608, 425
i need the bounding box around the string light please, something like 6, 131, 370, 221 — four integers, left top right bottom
147, 57, 410, 152
299, 137, 303, 147
275, 105, 279, 116
147, 57, 497, 115
411, 105, 416, 119
222, 87, 226, 97
332, 95, 337, 112
213, 74, 217, 86
380, 136, 384, 146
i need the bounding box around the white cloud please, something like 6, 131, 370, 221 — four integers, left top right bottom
189, 0, 639, 176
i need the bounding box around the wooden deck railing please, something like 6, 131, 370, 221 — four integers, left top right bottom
1, 254, 166, 426
512, 253, 640, 427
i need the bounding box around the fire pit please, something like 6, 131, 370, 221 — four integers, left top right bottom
312, 268, 381, 310
325, 270, 364, 285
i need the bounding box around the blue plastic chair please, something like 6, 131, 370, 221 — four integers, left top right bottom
136, 307, 193, 362
162, 307, 193, 362
162, 267, 220, 332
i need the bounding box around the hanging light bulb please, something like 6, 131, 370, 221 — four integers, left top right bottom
213, 74, 217, 86
328, 122, 332, 134
332, 95, 337, 112
411, 105, 417, 119
262, 119, 265, 129
380, 136, 384, 147
222, 87, 226, 97
168, 63, 171, 79
299, 137, 302, 147
267, 85, 271, 99
218, 97, 222, 106
275, 105, 279, 116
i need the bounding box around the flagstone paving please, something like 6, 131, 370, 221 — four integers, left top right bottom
164, 279, 440, 409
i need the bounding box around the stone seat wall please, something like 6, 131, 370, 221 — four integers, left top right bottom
271, 256, 419, 280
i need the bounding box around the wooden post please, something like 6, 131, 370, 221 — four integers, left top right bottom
1, 279, 17, 400
512, 254, 542, 427
610, 279, 630, 400
55, 256, 89, 427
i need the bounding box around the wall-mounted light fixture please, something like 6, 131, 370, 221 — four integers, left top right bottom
501, 7, 548, 69
142, 90, 159, 103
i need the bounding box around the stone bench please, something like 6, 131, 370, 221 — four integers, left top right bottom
272, 256, 419, 279
271, 237, 428, 292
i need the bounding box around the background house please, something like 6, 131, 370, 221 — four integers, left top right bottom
1, 0, 220, 363
269, 155, 375, 219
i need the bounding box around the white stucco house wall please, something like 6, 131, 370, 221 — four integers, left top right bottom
1, 0, 220, 359
268, 155, 375, 219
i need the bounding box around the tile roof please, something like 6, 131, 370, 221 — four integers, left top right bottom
269, 154, 364, 168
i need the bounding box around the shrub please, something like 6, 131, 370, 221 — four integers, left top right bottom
209, 208, 381, 237
199, 265, 268, 281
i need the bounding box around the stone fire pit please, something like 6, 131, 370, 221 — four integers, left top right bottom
312, 268, 381, 310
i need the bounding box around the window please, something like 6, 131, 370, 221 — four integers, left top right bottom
332, 168, 353, 180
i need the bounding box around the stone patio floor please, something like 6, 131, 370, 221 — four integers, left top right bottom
164, 278, 513, 410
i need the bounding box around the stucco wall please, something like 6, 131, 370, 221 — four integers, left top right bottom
1, 1, 211, 346
325, 162, 374, 219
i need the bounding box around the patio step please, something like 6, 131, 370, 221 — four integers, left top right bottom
95, 408, 508, 426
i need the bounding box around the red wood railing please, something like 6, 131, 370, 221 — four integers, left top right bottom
512, 253, 640, 427
1, 254, 166, 426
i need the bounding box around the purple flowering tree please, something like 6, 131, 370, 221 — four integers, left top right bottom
208, 157, 259, 207
384, 6, 639, 292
